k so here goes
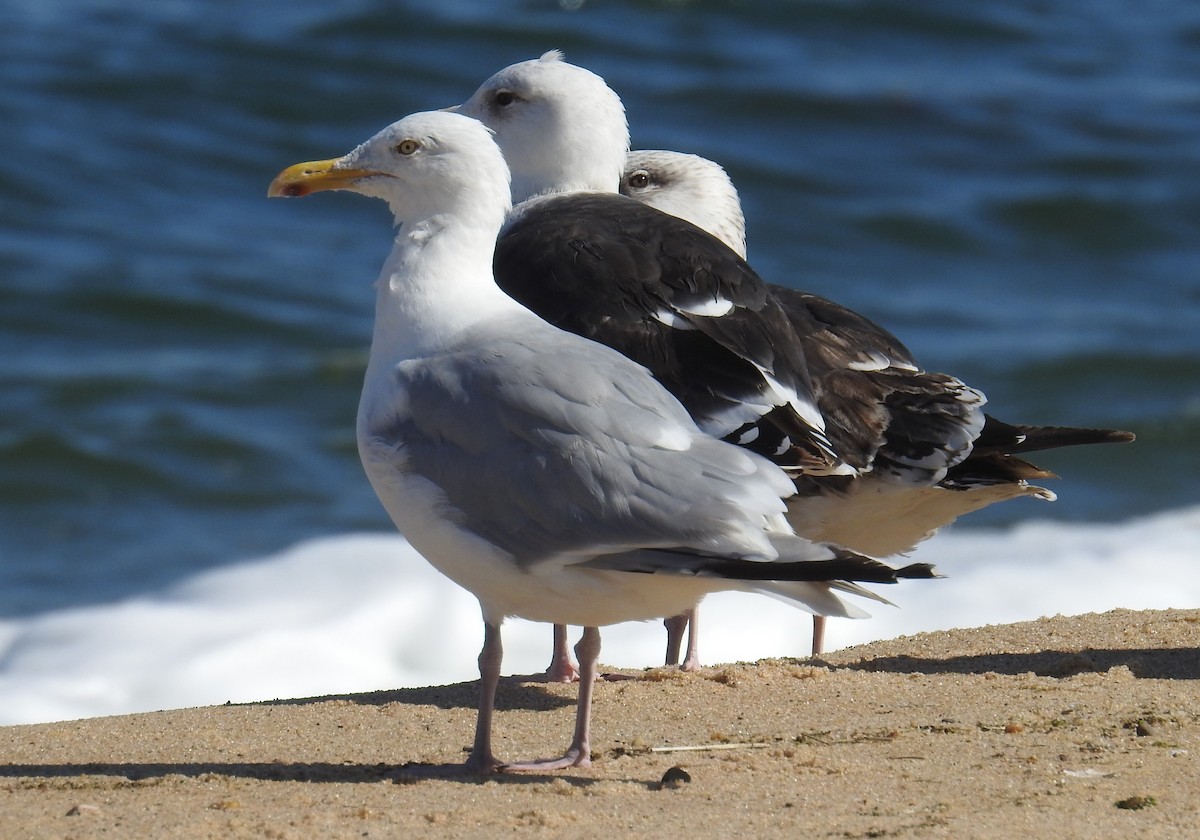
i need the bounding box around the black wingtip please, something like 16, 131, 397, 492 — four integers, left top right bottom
894, 562, 944, 580
978, 416, 1136, 455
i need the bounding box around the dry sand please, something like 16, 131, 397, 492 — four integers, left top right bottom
2, 608, 1197, 838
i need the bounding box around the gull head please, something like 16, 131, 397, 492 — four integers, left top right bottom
621, 150, 748, 259
268, 111, 511, 225
455, 50, 630, 202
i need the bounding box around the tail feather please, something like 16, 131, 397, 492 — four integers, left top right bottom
749, 580, 873, 619
697, 535, 940, 584
824, 566, 946, 607
583, 541, 940, 586
582, 539, 940, 620
827, 579, 897, 606
750, 563, 941, 618
953, 452, 1056, 482
697, 553, 936, 583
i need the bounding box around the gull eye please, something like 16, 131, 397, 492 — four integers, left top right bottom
493, 90, 516, 107
626, 170, 650, 190
395, 139, 420, 156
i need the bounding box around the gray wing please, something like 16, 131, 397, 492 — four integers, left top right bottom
367, 320, 794, 567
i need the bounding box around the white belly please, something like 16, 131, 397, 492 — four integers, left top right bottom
357, 434, 715, 627
789, 478, 1055, 556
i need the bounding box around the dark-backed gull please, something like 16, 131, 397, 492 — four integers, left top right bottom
455, 53, 1134, 678
620, 148, 1137, 664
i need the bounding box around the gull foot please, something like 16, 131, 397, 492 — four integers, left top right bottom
499, 748, 591, 773
543, 661, 580, 683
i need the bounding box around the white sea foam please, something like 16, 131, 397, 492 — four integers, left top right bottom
1, 506, 1197, 726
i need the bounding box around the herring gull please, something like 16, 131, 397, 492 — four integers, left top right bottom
267, 110, 938, 773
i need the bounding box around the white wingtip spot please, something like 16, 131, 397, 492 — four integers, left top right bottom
679, 297, 735, 318
652, 309, 695, 330
846, 352, 891, 372
756, 368, 827, 434
736, 427, 761, 445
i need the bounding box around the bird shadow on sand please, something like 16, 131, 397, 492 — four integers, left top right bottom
0, 759, 609, 787
256, 672, 591, 713
0, 680, 634, 788
819, 647, 1200, 680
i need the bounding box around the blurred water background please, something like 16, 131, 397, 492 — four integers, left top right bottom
1, 0, 1197, 724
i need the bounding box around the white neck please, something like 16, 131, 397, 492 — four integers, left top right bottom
366, 214, 527, 367
511, 162, 619, 204
505, 111, 628, 204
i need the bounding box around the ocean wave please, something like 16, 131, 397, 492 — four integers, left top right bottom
1, 505, 1196, 726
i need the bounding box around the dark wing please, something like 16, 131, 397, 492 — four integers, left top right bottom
494, 193, 848, 476
771, 287, 984, 482
771, 287, 1135, 489
777, 290, 919, 372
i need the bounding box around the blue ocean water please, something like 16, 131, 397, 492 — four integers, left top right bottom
1, 0, 1198, 706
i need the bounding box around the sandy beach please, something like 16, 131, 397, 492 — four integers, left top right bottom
2, 608, 1196, 838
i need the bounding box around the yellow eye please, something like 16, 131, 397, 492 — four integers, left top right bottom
395, 139, 420, 156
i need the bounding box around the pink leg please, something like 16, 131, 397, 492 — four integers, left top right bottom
811, 615, 826, 657
545, 624, 580, 682
664, 608, 700, 671
502, 626, 600, 772
465, 622, 505, 774
678, 607, 700, 672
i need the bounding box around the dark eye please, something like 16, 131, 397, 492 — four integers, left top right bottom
395, 139, 420, 156
626, 170, 650, 189
494, 90, 516, 107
